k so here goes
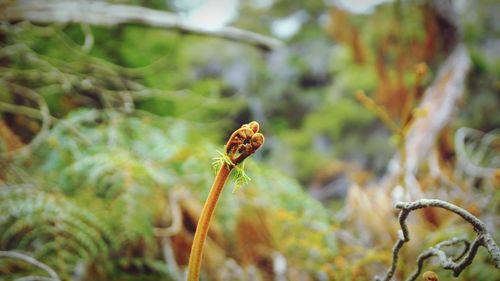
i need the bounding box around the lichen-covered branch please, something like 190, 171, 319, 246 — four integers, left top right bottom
3, 0, 282, 51
406, 237, 470, 281
376, 199, 500, 281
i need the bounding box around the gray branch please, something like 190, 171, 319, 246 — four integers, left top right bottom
406, 237, 470, 281
384, 44, 470, 188
3, 0, 282, 51
376, 199, 500, 281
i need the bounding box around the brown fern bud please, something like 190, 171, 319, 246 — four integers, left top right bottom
248, 121, 260, 133
422, 271, 438, 281
226, 127, 254, 154
250, 133, 264, 149
225, 122, 264, 164
236, 127, 254, 140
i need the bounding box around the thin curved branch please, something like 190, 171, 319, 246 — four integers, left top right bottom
0, 101, 90, 146
455, 127, 499, 178
0, 250, 60, 281
0, 82, 51, 160
154, 192, 182, 237
376, 199, 500, 281
80, 23, 94, 53
395, 199, 487, 234
153, 192, 183, 280
15, 276, 56, 281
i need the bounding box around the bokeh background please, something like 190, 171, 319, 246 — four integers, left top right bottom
1, 0, 499, 280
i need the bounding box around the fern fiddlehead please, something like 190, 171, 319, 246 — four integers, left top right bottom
187, 121, 264, 281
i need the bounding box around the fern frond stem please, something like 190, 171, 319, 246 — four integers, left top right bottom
187, 121, 264, 280
187, 163, 232, 281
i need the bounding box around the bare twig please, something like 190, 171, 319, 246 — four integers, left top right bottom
0, 250, 61, 281
14, 276, 57, 281
406, 237, 469, 281
4, 1, 282, 51
376, 199, 500, 281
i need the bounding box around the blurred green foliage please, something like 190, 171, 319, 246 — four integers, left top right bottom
1, 0, 499, 280
1, 109, 337, 280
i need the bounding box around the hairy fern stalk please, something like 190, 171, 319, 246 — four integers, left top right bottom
187, 121, 264, 281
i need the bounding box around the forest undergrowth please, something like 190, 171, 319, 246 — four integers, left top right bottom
1, 1, 499, 281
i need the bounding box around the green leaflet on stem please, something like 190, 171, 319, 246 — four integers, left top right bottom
212, 150, 251, 193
